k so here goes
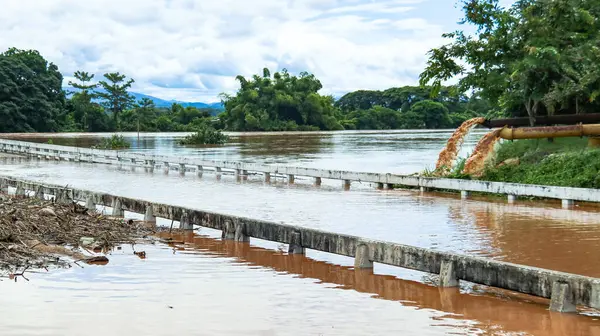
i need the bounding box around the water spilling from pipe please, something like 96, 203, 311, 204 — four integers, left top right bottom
462, 128, 503, 176
435, 117, 485, 174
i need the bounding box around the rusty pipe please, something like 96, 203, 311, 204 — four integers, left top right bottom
497, 124, 600, 140
482, 113, 600, 128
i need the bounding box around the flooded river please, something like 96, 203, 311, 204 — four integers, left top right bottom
1, 130, 600, 335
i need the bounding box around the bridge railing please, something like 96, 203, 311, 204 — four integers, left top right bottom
0, 174, 597, 313
1, 138, 599, 206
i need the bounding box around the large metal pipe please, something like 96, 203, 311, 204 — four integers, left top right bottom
497, 124, 600, 140
482, 113, 600, 128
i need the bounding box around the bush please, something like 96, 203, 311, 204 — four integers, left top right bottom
178, 125, 228, 145
92, 134, 131, 150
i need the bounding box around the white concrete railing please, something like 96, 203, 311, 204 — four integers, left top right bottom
0, 174, 597, 313
0, 138, 598, 205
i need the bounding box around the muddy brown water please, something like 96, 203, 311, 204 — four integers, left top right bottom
1, 130, 600, 335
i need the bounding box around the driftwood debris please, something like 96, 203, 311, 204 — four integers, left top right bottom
0, 196, 155, 279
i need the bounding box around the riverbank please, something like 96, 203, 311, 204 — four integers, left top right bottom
477, 138, 600, 188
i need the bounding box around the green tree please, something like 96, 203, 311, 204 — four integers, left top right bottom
0, 48, 66, 132
134, 98, 157, 131
68, 71, 98, 130
409, 100, 451, 128
221, 68, 342, 131
97, 72, 135, 129
420, 0, 600, 125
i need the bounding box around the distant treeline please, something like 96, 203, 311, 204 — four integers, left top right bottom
0, 48, 222, 133
0, 47, 493, 133
218, 68, 494, 131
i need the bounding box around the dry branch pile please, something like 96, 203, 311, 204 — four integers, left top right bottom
0, 195, 155, 279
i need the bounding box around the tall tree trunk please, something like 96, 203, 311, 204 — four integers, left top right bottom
525, 98, 537, 126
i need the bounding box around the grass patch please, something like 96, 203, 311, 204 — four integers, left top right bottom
494, 137, 587, 163
480, 137, 600, 188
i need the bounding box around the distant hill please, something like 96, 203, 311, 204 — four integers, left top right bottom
63, 87, 224, 110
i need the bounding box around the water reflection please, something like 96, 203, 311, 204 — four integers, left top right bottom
166, 232, 600, 336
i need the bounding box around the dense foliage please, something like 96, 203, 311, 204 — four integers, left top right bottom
0, 48, 66, 132
220, 68, 343, 131
0, 48, 494, 133
420, 0, 600, 124
334, 87, 490, 129
178, 124, 228, 145
92, 134, 131, 150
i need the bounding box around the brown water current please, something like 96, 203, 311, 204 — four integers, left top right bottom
462, 128, 503, 176
1, 130, 600, 334
435, 117, 485, 174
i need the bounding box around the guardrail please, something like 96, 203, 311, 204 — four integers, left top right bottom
0, 175, 597, 313
0, 138, 598, 206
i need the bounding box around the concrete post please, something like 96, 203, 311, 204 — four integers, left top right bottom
197, 165, 203, 177
163, 162, 169, 174
144, 206, 156, 222
235, 222, 249, 242
420, 186, 428, 192
549, 281, 576, 313
35, 186, 45, 201
55, 189, 71, 205
314, 177, 322, 186
460, 190, 469, 199
439, 260, 459, 287
111, 198, 124, 217
148, 160, 155, 173
179, 163, 186, 176
264, 172, 271, 183
562, 199, 574, 208
288, 231, 305, 254
0, 181, 8, 194
288, 175, 295, 184
354, 243, 373, 269
15, 185, 25, 198
222, 220, 235, 240
343, 180, 351, 190
85, 196, 96, 211
180, 212, 193, 230
507, 194, 517, 203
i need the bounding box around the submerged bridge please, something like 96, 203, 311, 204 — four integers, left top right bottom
0, 175, 598, 313
0, 138, 600, 207
0, 138, 599, 313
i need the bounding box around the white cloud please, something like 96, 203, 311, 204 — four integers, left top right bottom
0, 0, 448, 102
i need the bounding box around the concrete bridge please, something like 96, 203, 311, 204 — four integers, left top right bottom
0, 174, 598, 314
0, 138, 599, 207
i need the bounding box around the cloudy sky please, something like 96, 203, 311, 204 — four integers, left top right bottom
0, 0, 511, 102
